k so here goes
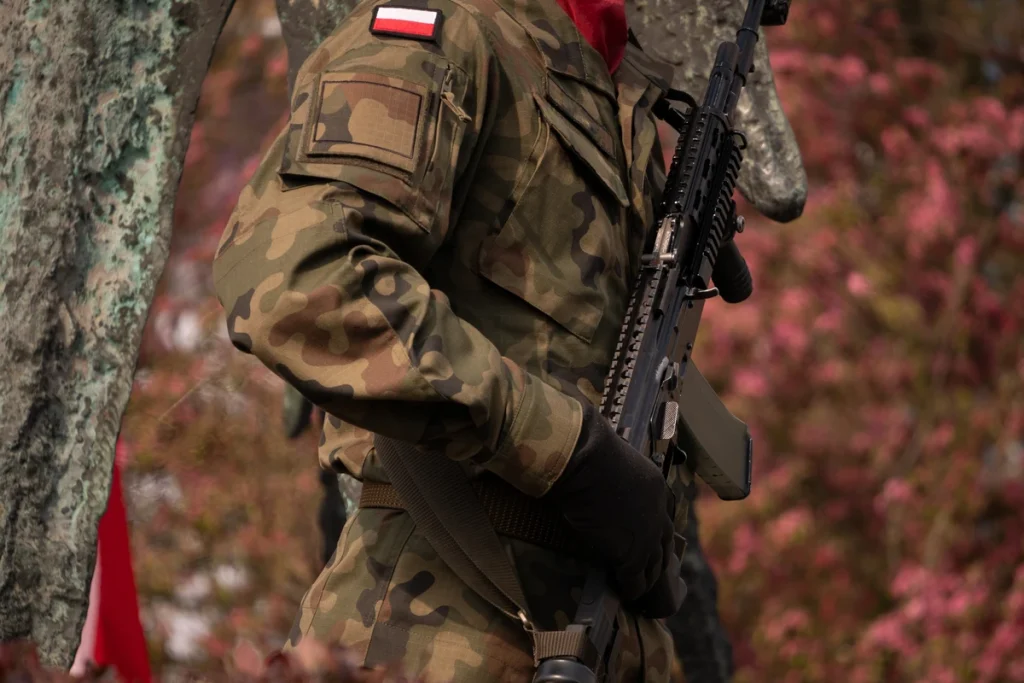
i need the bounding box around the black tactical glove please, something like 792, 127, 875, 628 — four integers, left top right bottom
545, 402, 686, 618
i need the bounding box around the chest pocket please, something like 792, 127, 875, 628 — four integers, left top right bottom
477, 73, 630, 344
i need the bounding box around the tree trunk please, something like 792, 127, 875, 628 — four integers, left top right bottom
0, 0, 234, 668
628, 0, 808, 222
275, 0, 360, 95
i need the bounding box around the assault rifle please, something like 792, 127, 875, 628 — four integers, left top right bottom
532, 1, 791, 681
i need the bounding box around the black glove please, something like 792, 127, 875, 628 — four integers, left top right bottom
631, 532, 687, 618
545, 402, 686, 618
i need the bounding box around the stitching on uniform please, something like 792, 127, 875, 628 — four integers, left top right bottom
302, 83, 423, 172
472, 0, 592, 89
212, 197, 351, 286
484, 109, 545, 233
372, 621, 534, 670
305, 508, 360, 624
572, 25, 588, 81
542, 395, 582, 490
306, 203, 472, 412
493, 366, 530, 473
468, 0, 548, 78
353, 37, 471, 82
367, 511, 417, 632
305, 510, 415, 652
547, 79, 612, 155
333, 171, 421, 231
313, 80, 422, 157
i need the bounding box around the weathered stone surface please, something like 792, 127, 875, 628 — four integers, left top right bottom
0, 0, 234, 667
629, 0, 808, 222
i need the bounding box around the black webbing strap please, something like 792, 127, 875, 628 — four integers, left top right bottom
372, 435, 596, 669
533, 627, 600, 667
360, 480, 580, 554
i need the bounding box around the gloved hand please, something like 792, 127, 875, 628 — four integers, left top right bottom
631, 531, 687, 618
545, 402, 686, 618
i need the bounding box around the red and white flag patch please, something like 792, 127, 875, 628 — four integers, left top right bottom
370, 6, 443, 42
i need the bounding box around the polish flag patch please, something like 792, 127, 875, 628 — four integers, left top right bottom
370, 6, 443, 42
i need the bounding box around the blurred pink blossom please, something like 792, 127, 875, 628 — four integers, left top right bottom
846, 272, 871, 296
836, 55, 869, 87
768, 508, 813, 546
733, 368, 768, 398
875, 478, 914, 514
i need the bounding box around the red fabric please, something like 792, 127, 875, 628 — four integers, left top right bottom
552, 0, 628, 73
372, 18, 435, 37
93, 456, 152, 683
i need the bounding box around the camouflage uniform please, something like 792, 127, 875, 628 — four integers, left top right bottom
213, 0, 689, 679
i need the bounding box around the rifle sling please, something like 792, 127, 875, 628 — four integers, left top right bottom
359, 479, 581, 554
372, 435, 597, 670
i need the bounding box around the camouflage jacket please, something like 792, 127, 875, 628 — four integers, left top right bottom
213, 0, 676, 500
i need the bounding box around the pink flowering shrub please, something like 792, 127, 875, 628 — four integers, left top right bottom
693, 1, 1024, 681
0, 640, 423, 683
118, 0, 1024, 680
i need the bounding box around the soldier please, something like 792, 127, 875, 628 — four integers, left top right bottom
214, 0, 697, 678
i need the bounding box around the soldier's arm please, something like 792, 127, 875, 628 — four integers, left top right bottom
212, 3, 583, 498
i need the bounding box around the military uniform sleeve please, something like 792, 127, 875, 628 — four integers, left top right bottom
212, 2, 583, 498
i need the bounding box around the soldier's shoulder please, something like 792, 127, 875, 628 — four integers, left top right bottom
295, 0, 504, 84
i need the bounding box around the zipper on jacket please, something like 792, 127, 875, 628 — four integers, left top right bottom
428, 67, 470, 172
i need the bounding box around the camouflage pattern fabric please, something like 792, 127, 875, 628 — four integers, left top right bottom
311, 428, 733, 680
214, 0, 690, 679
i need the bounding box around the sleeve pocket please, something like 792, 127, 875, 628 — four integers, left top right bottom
277, 63, 470, 233
302, 72, 428, 174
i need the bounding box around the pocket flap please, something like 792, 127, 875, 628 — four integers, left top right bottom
276, 61, 469, 232
546, 75, 616, 158
534, 93, 629, 208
